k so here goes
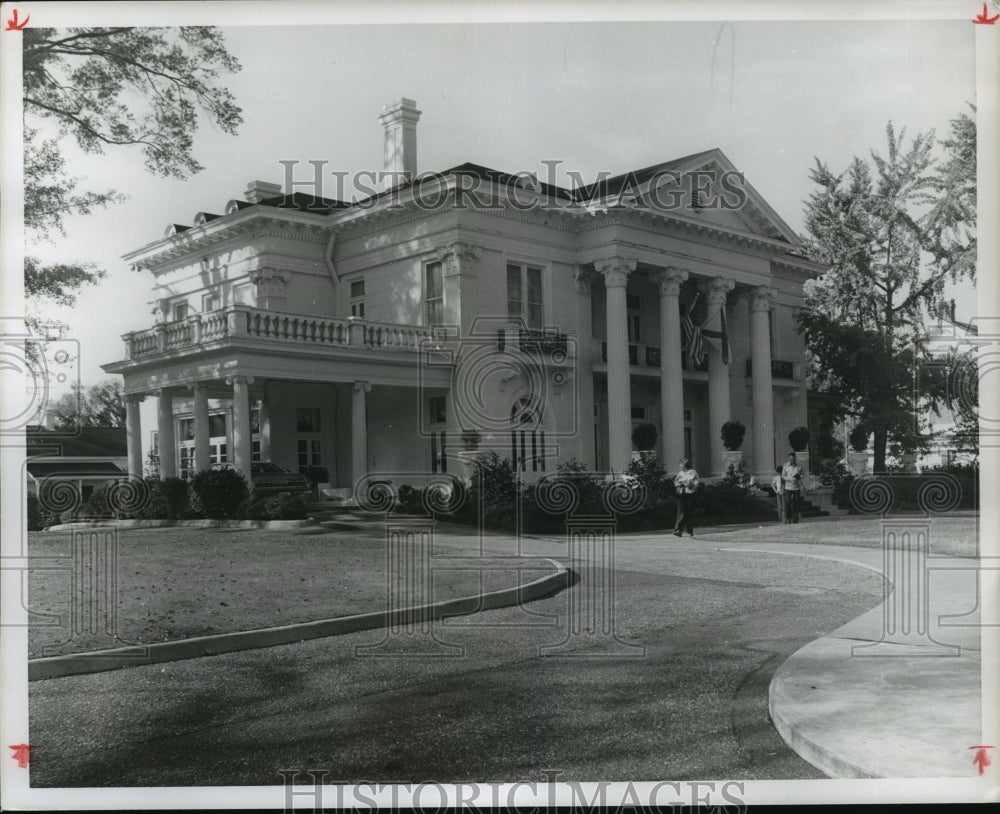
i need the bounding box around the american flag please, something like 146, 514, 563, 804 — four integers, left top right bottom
681, 293, 705, 365
701, 299, 731, 365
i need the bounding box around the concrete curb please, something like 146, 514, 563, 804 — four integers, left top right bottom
28, 558, 570, 681
48, 518, 318, 531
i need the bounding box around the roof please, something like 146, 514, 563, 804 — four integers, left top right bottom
26, 427, 128, 458
27, 461, 126, 477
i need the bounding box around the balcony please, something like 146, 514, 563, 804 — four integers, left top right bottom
121, 305, 445, 361
745, 357, 798, 380
496, 328, 569, 357
598, 341, 708, 372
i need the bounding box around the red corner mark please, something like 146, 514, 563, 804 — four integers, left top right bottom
8, 744, 30, 768
974, 3, 1000, 24
968, 745, 994, 775
5, 9, 30, 30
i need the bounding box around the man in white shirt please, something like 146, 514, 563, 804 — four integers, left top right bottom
673, 458, 699, 536
781, 452, 804, 524
771, 465, 784, 523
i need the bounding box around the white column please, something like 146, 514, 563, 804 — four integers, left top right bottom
155, 390, 176, 479
125, 394, 144, 478
750, 286, 776, 478
702, 277, 735, 475
657, 267, 689, 468
574, 268, 596, 468
594, 256, 636, 474
228, 375, 253, 476
192, 383, 211, 474
258, 394, 272, 462
352, 380, 371, 486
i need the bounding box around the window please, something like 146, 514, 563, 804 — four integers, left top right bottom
179, 446, 195, 479
296, 408, 321, 433
298, 439, 322, 471
172, 302, 189, 321
211, 443, 227, 464
150, 431, 159, 455
429, 396, 447, 425
252, 440, 261, 463
431, 431, 447, 473
209, 413, 227, 438
631, 406, 646, 420
425, 261, 444, 326
179, 418, 195, 441
350, 279, 365, 319
510, 396, 546, 473
506, 263, 543, 329
203, 292, 220, 312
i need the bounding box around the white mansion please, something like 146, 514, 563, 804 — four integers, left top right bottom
103, 99, 823, 491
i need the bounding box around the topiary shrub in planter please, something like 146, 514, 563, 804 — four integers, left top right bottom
849, 424, 870, 453
788, 426, 810, 453
721, 420, 746, 451
190, 468, 249, 519
631, 422, 658, 453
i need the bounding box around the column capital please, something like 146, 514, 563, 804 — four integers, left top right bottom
699, 276, 736, 301
152, 388, 173, 398
654, 267, 689, 297
437, 242, 482, 276
594, 256, 637, 288
225, 375, 254, 386
750, 285, 777, 312
125, 393, 145, 405
354, 380, 372, 393
189, 382, 209, 394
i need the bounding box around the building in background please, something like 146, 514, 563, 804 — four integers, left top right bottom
103, 99, 822, 494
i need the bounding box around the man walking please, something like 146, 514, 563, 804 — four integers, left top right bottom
772, 465, 785, 523
673, 458, 699, 537
781, 452, 804, 524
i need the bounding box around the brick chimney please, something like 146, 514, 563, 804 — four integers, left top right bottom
378, 98, 421, 189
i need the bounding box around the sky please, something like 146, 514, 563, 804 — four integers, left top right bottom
24, 13, 979, 393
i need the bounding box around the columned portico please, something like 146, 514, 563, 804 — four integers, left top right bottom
228, 375, 254, 476
192, 383, 211, 473
656, 267, 688, 468
702, 277, 735, 475
125, 394, 144, 478
155, 389, 176, 479
750, 286, 776, 477
352, 380, 371, 486
594, 256, 636, 474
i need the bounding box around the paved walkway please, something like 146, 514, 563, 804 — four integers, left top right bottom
730, 542, 982, 778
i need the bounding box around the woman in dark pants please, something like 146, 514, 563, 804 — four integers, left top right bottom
673, 458, 699, 536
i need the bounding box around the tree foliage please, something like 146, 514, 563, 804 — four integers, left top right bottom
23, 27, 243, 308
799, 114, 976, 471
48, 379, 126, 429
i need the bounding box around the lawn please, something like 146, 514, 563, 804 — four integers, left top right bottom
26, 524, 553, 659
698, 513, 980, 559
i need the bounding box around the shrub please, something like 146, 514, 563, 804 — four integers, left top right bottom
190, 468, 249, 519
468, 451, 519, 508
625, 453, 669, 505
240, 493, 307, 521
301, 466, 329, 486
818, 460, 855, 508
695, 483, 775, 525
631, 422, 658, 452
721, 420, 746, 451
720, 460, 756, 494
788, 426, 810, 452
395, 484, 424, 514
26, 494, 50, 530
848, 423, 870, 453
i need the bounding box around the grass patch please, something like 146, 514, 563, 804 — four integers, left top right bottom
26, 525, 552, 659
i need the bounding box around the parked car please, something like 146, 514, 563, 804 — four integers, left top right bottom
210, 462, 311, 496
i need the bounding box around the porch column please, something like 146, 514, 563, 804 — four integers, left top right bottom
574, 267, 597, 468
702, 277, 735, 475
594, 256, 636, 474
192, 383, 211, 473
657, 267, 688, 468
258, 395, 272, 462
750, 286, 776, 477
228, 375, 253, 476
155, 390, 176, 479
125, 394, 144, 478
352, 380, 371, 486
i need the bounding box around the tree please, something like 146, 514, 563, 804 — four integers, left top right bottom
23, 27, 243, 309
47, 380, 126, 429
798, 116, 976, 472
